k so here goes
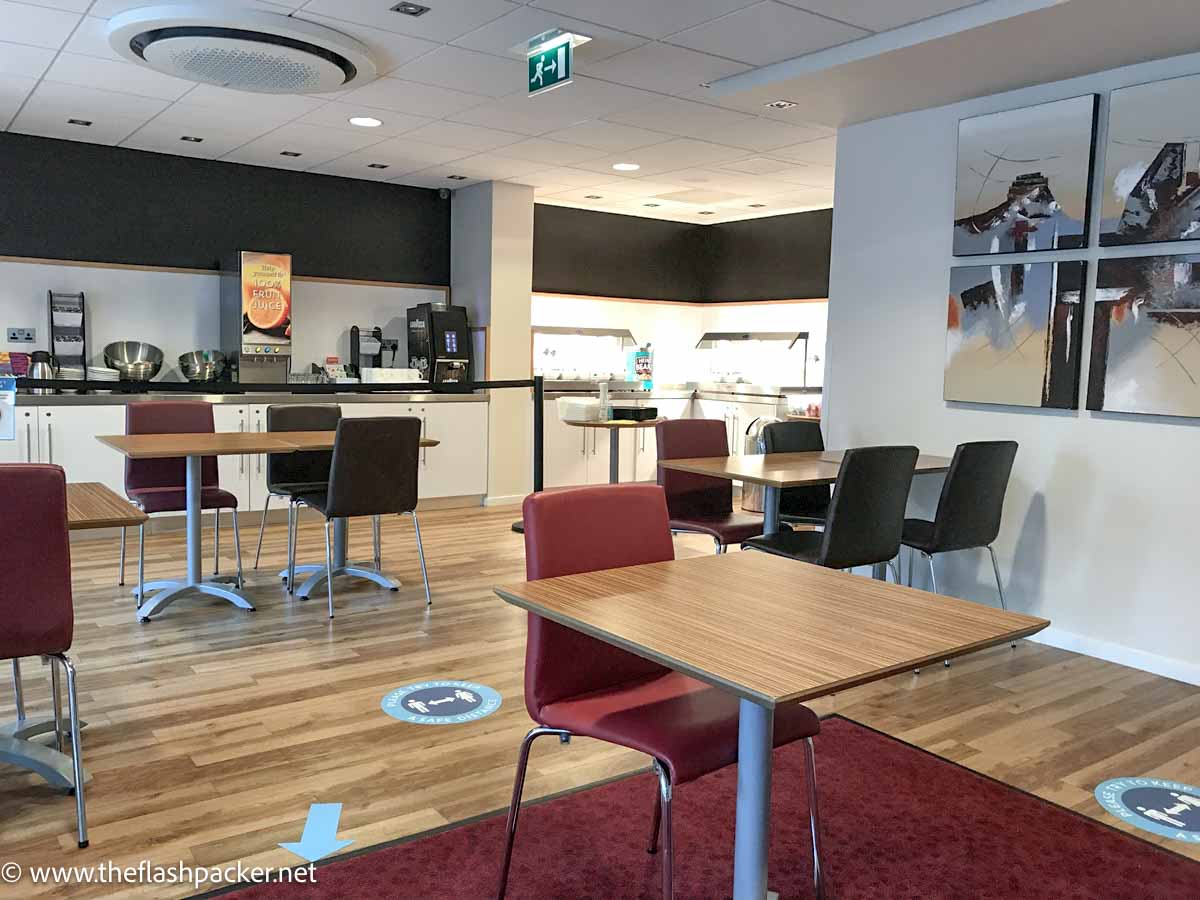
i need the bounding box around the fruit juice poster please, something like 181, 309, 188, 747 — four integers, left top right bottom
241, 251, 292, 344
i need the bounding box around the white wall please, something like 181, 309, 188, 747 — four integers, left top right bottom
826, 51, 1200, 684
0, 259, 444, 379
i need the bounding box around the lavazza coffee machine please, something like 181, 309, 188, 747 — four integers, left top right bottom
406, 303, 473, 384
219, 250, 293, 383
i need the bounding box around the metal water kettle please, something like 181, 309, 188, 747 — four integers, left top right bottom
27, 351, 59, 395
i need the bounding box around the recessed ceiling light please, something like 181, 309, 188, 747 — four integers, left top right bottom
367, 163, 389, 169
349, 116, 383, 128
446, 174, 468, 181
584, 195, 603, 200
280, 150, 303, 157
391, 2, 429, 16
643, 203, 661, 207
748, 203, 766, 208
764, 100, 797, 110
698, 211, 715, 215
180, 135, 203, 143
67, 118, 92, 127
612, 162, 640, 172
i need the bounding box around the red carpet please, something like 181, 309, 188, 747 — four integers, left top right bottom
219, 717, 1199, 899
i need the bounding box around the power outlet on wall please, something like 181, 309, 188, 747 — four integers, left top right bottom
6, 328, 36, 343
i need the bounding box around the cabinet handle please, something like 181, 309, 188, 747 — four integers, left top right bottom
582, 428, 586, 456
591, 430, 597, 455
25, 422, 32, 462
421, 415, 428, 467
46, 421, 53, 464
239, 421, 245, 475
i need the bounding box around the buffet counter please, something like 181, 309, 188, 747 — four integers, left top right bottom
16, 390, 487, 406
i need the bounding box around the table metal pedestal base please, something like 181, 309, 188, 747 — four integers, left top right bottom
0, 735, 91, 790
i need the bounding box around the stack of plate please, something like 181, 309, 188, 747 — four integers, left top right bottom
87, 366, 121, 382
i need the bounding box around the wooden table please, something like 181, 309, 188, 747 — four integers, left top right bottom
660, 450, 952, 535
95, 431, 438, 620
563, 418, 665, 483
495, 551, 1049, 900
66, 482, 148, 530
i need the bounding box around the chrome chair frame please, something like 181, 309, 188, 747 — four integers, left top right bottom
496, 727, 825, 900
121, 505, 243, 609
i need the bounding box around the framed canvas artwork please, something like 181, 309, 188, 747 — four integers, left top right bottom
945, 261, 1086, 409
1101, 73, 1200, 246
953, 95, 1099, 256
1087, 254, 1200, 417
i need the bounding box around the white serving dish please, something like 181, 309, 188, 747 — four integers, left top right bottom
557, 396, 602, 422
362, 367, 423, 384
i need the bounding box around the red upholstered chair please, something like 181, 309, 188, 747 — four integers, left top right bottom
0, 464, 88, 848
118, 401, 242, 605
655, 418, 765, 552
498, 484, 825, 900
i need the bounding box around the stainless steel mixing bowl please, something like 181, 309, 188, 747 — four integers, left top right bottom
103, 341, 164, 382
178, 349, 227, 383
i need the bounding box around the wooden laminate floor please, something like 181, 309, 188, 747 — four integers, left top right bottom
1, 503, 1198, 899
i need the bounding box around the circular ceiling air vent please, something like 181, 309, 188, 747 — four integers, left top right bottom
108, 4, 377, 94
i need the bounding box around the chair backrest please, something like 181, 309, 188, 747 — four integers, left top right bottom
655, 418, 733, 518
324, 417, 420, 519
522, 484, 675, 716
266, 404, 341, 490
763, 420, 829, 515
931, 441, 1019, 552
818, 446, 919, 570
0, 464, 73, 659
125, 401, 218, 493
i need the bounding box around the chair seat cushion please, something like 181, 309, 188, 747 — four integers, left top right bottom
293, 489, 330, 517
742, 528, 824, 564
901, 518, 936, 553
669, 511, 764, 546
270, 481, 329, 498
128, 486, 238, 514
537, 671, 820, 785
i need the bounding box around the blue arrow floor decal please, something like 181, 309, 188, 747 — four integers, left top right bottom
279, 803, 354, 863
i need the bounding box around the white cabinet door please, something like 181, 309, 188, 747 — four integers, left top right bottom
39, 406, 126, 494
0, 407, 38, 464
584, 422, 611, 485
634, 398, 691, 483
212, 405, 253, 511
543, 402, 589, 489
422, 403, 487, 499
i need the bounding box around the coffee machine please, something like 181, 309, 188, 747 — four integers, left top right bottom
219, 250, 292, 383
406, 303, 473, 384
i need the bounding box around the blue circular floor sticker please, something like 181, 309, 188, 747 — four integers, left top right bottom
381, 680, 501, 726
1095, 778, 1200, 842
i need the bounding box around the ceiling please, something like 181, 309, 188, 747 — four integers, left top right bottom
0, 0, 996, 224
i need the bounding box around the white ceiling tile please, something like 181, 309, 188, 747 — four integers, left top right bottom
543, 186, 641, 204
402, 120, 524, 151
181, 84, 326, 119
151, 101, 297, 134
290, 12, 441, 74
580, 42, 749, 96
553, 119, 670, 152
19, 79, 168, 119
336, 76, 489, 118
296, 101, 430, 136
495, 136, 608, 165
11, 105, 148, 144
393, 170, 485, 189
713, 115, 830, 151
0, 73, 36, 126
453, 6, 647, 64
299, 0, 519, 43
606, 96, 750, 141
325, 136, 474, 173
0, 0, 82, 49
571, 138, 747, 177
528, 0, 758, 40
715, 156, 809, 176
240, 121, 389, 156
450, 75, 658, 135
17, 0, 90, 11
0, 41, 54, 78
523, 181, 574, 195
768, 135, 836, 165
221, 143, 331, 171
509, 166, 612, 188
772, 164, 834, 189
423, 152, 546, 180
119, 121, 259, 159
88, 0, 294, 15
778, 0, 980, 31
307, 155, 409, 182
392, 45, 525, 98
668, 1, 868, 65
61, 15, 123, 61
44, 52, 194, 101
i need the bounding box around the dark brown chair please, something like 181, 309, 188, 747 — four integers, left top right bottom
292, 417, 430, 618
655, 418, 764, 552
253, 404, 341, 570
762, 420, 830, 526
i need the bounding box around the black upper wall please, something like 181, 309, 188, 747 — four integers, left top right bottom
533, 203, 831, 302
0, 132, 450, 284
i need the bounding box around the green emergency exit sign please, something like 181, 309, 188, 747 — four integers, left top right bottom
528, 33, 572, 97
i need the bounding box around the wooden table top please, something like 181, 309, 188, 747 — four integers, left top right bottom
496, 552, 1048, 707
563, 418, 665, 429
66, 482, 147, 530
658, 450, 951, 488
96, 431, 439, 458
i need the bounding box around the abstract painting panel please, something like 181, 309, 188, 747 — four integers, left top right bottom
945, 261, 1086, 409
1087, 254, 1200, 417
1101, 74, 1200, 246
953, 95, 1098, 256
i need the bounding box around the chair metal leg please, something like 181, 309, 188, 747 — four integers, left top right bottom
54, 653, 88, 848
253, 494, 272, 569
647, 783, 663, 854
411, 512, 431, 607
324, 517, 335, 619
925, 551, 938, 594
287, 501, 298, 594
987, 544, 1016, 648
231, 509, 244, 590
803, 737, 825, 900
118, 527, 126, 586
213, 507, 220, 575
137, 523, 146, 608
11, 659, 25, 722
373, 515, 382, 572
714, 538, 726, 554
50, 657, 64, 753
653, 759, 674, 900
887, 558, 900, 584
497, 727, 572, 900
